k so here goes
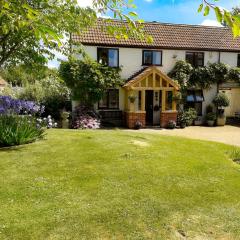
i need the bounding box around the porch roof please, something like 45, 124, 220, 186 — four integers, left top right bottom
123, 66, 179, 90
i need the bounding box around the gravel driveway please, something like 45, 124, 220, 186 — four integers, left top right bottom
132, 125, 240, 147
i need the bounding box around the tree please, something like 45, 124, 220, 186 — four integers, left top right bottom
59, 58, 123, 105
0, 0, 150, 68
0, 64, 58, 86
198, 1, 240, 37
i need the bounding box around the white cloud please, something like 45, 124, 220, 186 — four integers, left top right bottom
144, 0, 153, 2
201, 19, 223, 27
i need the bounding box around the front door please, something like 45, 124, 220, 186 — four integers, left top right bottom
145, 90, 153, 125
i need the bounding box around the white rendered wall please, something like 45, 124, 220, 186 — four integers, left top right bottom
82, 45, 239, 113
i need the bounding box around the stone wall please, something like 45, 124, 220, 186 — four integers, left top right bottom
160, 111, 178, 128
125, 112, 146, 129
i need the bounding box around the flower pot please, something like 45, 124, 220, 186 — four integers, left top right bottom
207, 120, 215, 127
180, 122, 186, 129
217, 116, 226, 126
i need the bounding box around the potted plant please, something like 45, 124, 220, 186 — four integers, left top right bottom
178, 112, 187, 128
128, 95, 136, 103
213, 92, 230, 126
167, 120, 176, 129
194, 116, 203, 126
206, 112, 216, 126
134, 120, 142, 130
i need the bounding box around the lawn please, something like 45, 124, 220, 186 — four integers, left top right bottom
1, 129, 240, 240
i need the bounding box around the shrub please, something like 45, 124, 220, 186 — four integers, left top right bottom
206, 104, 214, 114
18, 76, 71, 120
206, 112, 217, 121
73, 106, 100, 129
184, 108, 197, 126
213, 92, 230, 108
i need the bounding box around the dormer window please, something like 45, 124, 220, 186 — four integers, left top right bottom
97, 48, 119, 67
142, 50, 162, 66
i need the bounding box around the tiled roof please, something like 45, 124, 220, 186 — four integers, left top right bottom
72, 18, 240, 52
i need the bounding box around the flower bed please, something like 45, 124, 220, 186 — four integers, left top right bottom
0, 96, 57, 147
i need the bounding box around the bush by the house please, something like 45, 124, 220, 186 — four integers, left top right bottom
206, 112, 217, 122
213, 92, 230, 109
0, 96, 57, 147
184, 108, 197, 126
73, 106, 100, 129
18, 76, 71, 120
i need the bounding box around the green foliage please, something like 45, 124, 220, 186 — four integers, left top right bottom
208, 63, 229, 84
0, 115, 44, 147
206, 112, 217, 121
0, 0, 148, 67
198, 1, 240, 37
169, 61, 235, 90
18, 76, 71, 120
0, 65, 57, 86
206, 104, 214, 114
59, 58, 123, 105
168, 60, 193, 88
184, 108, 198, 126
213, 92, 230, 108
189, 66, 212, 89
228, 68, 240, 82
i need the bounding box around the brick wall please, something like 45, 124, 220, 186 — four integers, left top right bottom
125, 112, 146, 129
160, 111, 178, 128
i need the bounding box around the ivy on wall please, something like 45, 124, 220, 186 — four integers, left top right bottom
169, 60, 240, 90
59, 58, 123, 106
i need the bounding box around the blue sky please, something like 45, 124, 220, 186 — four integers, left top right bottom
48, 0, 239, 68
133, 0, 239, 25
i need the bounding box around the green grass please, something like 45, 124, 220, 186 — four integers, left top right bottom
1, 129, 240, 239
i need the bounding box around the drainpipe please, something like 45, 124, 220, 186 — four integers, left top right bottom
217, 51, 221, 93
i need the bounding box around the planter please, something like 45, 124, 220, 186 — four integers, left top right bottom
217, 116, 226, 126
180, 122, 186, 129
207, 120, 215, 127
194, 117, 203, 126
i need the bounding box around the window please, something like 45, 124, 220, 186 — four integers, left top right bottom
237, 54, 240, 67
142, 50, 162, 66
98, 89, 119, 109
186, 52, 204, 67
97, 48, 119, 67
186, 90, 204, 116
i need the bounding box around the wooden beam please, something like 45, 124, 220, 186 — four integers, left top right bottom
162, 89, 166, 111
141, 90, 145, 111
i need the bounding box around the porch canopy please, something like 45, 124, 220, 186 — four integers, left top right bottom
123, 66, 179, 112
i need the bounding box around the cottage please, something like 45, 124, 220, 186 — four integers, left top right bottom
73, 19, 240, 128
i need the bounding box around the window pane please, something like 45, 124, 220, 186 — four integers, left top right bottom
108, 49, 118, 67
98, 92, 108, 108
186, 52, 194, 65
238, 54, 240, 67
98, 48, 108, 65
143, 51, 152, 65
108, 90, 119, 109
152, 51, 161, 65
138, 91, 142, 110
